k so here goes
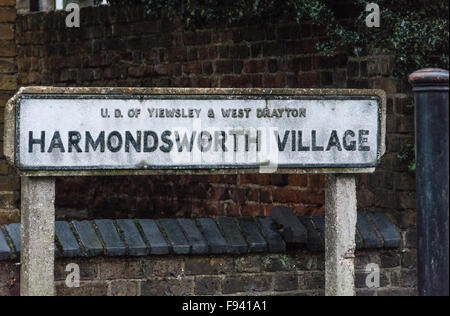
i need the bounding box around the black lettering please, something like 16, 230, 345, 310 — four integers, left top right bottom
292, 130, 296, 151
198, 131, 213, 152
175, 131, 196, 152
214, 131, 227, 152
86, 131, 105, 152
311, 130, 324, 151
276, 131, 290, 152
125, 131, 142, 153
159, 130, 173, 152
68, 131, 82, 153
28, 131, 45, 153
298, 131, 310, 151
299, 108, 306, 118
359, 130, 370, 151
143, 131, 158, 152
326, 130, 342, 151
343, 130, 356, 151
48, 131, 65, 153
230, 131, 244, 152
221, 109, 231, 118
107, 131, 123, 152
245, 131, 260, 152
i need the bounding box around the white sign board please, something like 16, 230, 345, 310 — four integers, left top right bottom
9, 89, 384, 174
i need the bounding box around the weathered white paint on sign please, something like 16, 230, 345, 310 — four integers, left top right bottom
15, 95, 381, 171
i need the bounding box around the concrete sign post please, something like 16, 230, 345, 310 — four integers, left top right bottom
20, 177, 55, 296
325, 174, 357, 296
4, 87, 385, 296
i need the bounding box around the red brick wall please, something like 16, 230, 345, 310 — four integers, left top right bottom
8, 5, 415, 234
14, 6, 350, 220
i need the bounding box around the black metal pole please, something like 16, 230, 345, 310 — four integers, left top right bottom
409, 68, 449, 296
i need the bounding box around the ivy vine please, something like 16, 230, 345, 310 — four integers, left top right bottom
397, 144, 416, 173
94, 0, 449, 80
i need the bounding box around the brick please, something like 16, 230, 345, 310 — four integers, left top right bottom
370, 77, 398, 94
0, 209, 20, 226
0, 23, 14, 40
158, 219, 190, 255
243, 60, 266, 74
321, 71, 333, 86
0, 74, 16, 90
0, 1, 16, 7
222, 275, 272, 294
401, 249, 417, 269
217, 217, 248, 254
235, 255, 261, 273
56, 281, 108, 296
0, 192, 17, 209
278, 24, 300, 40
229, 45, 250, 59
347, 79, 369, 89
197, 218, 228, 254
380, 252, 401, 268
377, 288, 417, 296
257, 217, 286, 253
394, 172, 415, 191
274, 273, 298, 292
185, 257, 233, 275
296, 72, 320, 88
55, 221, 82, 258
399, 192, 415, 209
141, 278, 194, 296
0, 262, 19, 296
0, 57, 15, 73
116, 219, 147, 257
241, 204, 264, 217
194, 276, 221, 295
263, 42, 284, 57
238, 217, 267, 253
263, 73, 286, 88
302, 271, 325, 290
98, 260, 145, 280
347, 61, 359, 77
138, 219, 169, 255
141, 257, 183, 278
401, 269, 417, 288
109, 280, 139, 296
262, 254, 293, 272
215, 60, 234, 74
72, 221, 104, 257
273, 188, 297, 203
182, 62, 202, 75
287, 175, 308, 187
94, 219, 126, 257
177, 218, 208, 255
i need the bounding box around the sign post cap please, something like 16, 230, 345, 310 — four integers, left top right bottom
409, 68, 449, 90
